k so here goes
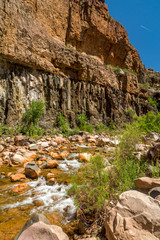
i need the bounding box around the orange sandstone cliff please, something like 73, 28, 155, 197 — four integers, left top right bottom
0, 0, 152, 126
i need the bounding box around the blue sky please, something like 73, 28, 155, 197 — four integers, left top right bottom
107, 0, 160, 71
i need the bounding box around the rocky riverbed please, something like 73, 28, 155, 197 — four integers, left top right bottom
0, 132, 160, 240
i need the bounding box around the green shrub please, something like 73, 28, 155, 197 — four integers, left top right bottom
69, 155, 110, 212
95, 123, 108, 133
21, 100, 45, 136
133, 111, 160, 133
56, 112, 71, 136
148, 96, 159, 111
76, 113, 93, 134
0, 124, 15, 136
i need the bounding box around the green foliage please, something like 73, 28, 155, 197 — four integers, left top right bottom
95, 123, 108, 133
76, 114, 93, 134
112, 125, 147, 193
151, 159, 160, 178
133, 111, 160, 134
139, 83, 149, 89
0, 124, 15, 136
21, 100, 45, 136
56, 112, 71, 136
148, 96, 159, 111
69, 155, 110, 212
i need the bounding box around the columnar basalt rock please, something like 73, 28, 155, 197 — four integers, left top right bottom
0, 0, 151, 125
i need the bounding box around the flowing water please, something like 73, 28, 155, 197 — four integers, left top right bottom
0, 145, 98, 240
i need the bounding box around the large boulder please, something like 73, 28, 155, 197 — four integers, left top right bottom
15, 213, 69, 240
18, 222, 69, 240
147, 144, 160, 163
105, 190, 160, 240
134, 177, 160, 190
14, 213, 51, 240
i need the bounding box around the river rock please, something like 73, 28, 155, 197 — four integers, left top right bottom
134, 177, 160, 190
33, 200, 44, 207
15, 213, 51, 240
14, 135, 29, 146
18, 221, 69, 240
69, 135, 83, 142
46, 160, 58, 169
47, 178, 55, 186
25, 162, 40, 179
10, 174, 26, 182
59, 151, 69, 159
29, 144, 39, 151
46, 173, 55, 179
105, 190, 160, 240
13, 183, 27, 193
11, 154, 25, 165
79, 153, 91, 162
0, 145, 4, 152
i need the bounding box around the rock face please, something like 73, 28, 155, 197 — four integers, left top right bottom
105, 190, 160, 240
0, 0, 150, 126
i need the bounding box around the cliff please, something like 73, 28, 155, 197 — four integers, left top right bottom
0, 0, 152, 126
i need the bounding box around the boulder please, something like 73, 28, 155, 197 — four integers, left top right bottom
105, 190, 160, 240
14, 213, 51, 240
33, 200, 44, 207
11, 154, 25, 165
13, 183, 27, 193
46, 173, 55, 179
25, 162, 40, 179
10, 174, 26, 182
134, 177, 160, 190
46, 160, 58, 169
59, 151, 69, 159
18, 221, 69, 240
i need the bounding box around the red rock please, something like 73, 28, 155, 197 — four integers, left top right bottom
13, 183, 27, 193
59, 151, 69, 159
33, 200, 44, 207
10, 174, 26, 182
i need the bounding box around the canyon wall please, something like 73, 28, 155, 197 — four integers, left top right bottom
0, 0, 151, 126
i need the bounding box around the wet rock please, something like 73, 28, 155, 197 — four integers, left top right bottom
10, 174, 26, 182
49, 152, 60, 159
0, 145, 4, 152
47, 173, 55, 179
69, 135, 83, 142
14, 135, 29, 146
33, 200, 44, 207
38, 142, 49, 148
134, 177, 160, 190
13, 183, 27, 193
29, 144, 39, 151
50, 141, 58, 147
59, 151, 69, 159
18, 221, 69, 240
11, 154, 25, 165
46, 160, 58, 169
47, 178, 55, 186
15, 213, 51, 240
149, 187, 160, 199
79, 153, 91, 162
28, 138, 36, 144
105, 190, 160, 240
97, 137, 112, 146
25, 162, 40, 179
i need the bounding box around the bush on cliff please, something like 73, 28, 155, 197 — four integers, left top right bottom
21, 100, 45, 136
